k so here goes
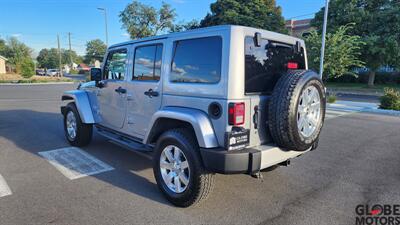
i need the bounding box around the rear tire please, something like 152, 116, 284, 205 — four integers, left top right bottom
153, 128, 215, 207
63, 103, 93, 147
268, 70, 325, 151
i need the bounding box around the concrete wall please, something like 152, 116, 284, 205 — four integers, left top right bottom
0, 58, 6, 74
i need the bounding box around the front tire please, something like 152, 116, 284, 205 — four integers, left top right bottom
63, 103, 93, 147
153, 128, 215, 207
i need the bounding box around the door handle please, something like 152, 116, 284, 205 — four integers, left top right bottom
144, 89, 159, 98
115, 87, 127, 94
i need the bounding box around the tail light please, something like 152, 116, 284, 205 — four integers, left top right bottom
287, 62, 298, 69
228, 102, 245, 125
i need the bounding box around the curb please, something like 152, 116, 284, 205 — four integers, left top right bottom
327, 89, 383, 97
0, 82, 76, 85
327, 101, 400, 116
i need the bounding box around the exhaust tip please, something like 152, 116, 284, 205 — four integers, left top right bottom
279, 160, 290, 167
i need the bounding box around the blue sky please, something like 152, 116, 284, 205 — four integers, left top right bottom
0, 0, 325, 56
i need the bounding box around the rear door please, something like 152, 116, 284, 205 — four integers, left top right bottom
97, 48, 128, 129
124, 42, 164, 138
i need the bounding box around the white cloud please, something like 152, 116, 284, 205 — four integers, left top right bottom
137, 58, 153, 67
184, 64, 199, 70
11, 33, 22, 38
172, 62, 186, 75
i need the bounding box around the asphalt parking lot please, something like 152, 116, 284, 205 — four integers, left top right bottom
0, 84, 399, 225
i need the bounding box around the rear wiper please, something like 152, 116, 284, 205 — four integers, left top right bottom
266, 42, 292, 49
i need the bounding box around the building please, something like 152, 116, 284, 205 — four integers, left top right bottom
77, 63, 90, 72
285, 18, 314, 37
0, 55, 7, 74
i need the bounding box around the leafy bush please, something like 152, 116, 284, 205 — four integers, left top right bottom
69, 69, 79, 74
305, 24, 364, 81
327, 94, 337, 103
380, 88, 400, 110
328, 71, 400, 84
20, 58, 35, 78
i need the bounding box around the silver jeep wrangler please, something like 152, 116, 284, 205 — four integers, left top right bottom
61, 25, 325, 207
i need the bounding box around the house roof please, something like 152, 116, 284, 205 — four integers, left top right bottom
285, 19, 312, 28
78, 63, 89, 68
0, 55, 8, 61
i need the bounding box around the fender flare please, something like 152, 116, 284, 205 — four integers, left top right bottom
144, 107, 219, 148
61, 90, 95, 124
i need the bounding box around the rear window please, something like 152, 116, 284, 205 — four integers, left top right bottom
170, 36, 222, 84
245, 36, 306, 94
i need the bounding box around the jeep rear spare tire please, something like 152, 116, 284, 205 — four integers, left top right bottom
268, 70, 326, 151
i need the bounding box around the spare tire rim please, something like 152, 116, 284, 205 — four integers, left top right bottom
160, 145, 190, 194
297, 86, 321, 138
66, 111, 77, 139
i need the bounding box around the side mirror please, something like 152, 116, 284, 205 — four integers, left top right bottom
90, 68, 102, 82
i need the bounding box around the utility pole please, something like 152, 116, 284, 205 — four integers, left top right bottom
319, 0, 330, 80
97, 7, 109, 46
57, 34, 62, 77
68, 32, 73, 68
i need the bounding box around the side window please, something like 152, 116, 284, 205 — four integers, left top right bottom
103, 49, 127, 80
170, 36, 222, 84
133, 44, 163, 81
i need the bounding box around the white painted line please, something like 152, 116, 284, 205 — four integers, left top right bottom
325, 109, 357, 120
38, 147, 114, 180
0, 174, 12, 198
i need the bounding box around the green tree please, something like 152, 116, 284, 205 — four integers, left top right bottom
0, 38, 9, 56
171, 20, 200, 32
20, 57, 35, 78
199, 0, 287, 33
62, 49, 83, 65
305, 24, 365, 82
120, 1, 176, 39
3, 37, 33, 73
84, 39, 107, 64
311, 0, 400, 86
37, 48, 60, 69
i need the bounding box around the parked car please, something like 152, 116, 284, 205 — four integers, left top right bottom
46, 69, 59, 76
36, 69, 45, 76
61, 25, 326, 207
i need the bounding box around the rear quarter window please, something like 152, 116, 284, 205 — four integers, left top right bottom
170, 36, 222, 84
245, 36, 306, 94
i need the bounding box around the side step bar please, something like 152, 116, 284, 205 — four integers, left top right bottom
96, 126, 154, 159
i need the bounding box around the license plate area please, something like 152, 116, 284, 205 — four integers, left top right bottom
225, 128, 250, 150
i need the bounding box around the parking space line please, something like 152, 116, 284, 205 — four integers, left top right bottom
0, 174, 12, 198
38, 147, 114, 180
325, 109, 357, 120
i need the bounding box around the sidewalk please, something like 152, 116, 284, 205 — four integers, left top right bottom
0, 81, 75, 85
327, 100, 400, 116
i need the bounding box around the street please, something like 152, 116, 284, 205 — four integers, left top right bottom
0, 84, 399, 225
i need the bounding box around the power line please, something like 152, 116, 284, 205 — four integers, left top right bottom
68, 32, 73, 65
57, 34, 62, 77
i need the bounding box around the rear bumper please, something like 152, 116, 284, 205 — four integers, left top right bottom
200, 145, 310, 174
